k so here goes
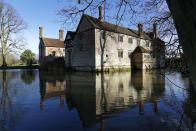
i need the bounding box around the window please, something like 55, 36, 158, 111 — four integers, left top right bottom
118, 49, 123, 58
118, 82, 124, 92
128, 38, 133, 44
79, 44, 83, 51
146, 41, 150, 47
144, 54, 150, 59
137, 39, 140, 45
118, 35, 123, 42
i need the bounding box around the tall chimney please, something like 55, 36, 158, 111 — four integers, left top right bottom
138, 24, 143, 37
153, 23, 157, 38
59, 29, 64, 41
98, 6, 103, 22
39, 27, 43, 38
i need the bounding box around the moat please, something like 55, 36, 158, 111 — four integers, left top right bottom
0, 69, 195, 131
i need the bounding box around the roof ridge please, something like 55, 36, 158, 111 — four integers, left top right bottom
82, 14, 152, 40
83, 14, 130, 30
133, 46, 150, 53
83, 14, 99, 28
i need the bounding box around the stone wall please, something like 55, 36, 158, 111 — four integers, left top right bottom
70, 29, 95, 71
94, 29, 153, 70
39, 41, 65, 68
67, 16, 165, 71
45, 47, 65, 57
132, 52, 156, 69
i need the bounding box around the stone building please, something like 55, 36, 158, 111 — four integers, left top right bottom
65, 31, 76, 68
132, 46, 152, 69
65, 6, 165, 71
39, 27, 65, 68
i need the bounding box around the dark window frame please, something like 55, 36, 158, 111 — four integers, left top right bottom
118, 49, 123, 58
118, 35, 123, 42
128, 38, 133, 44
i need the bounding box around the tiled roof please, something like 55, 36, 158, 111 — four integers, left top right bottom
41, 38, 64, 48
132, 46, 151, 53
83, 14, 152, 40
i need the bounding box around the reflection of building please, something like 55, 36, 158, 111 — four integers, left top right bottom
65, 73, 97, 127
39, 71, 66, 109
65, 71, 165, 128
38, 71, 165, 128
131, 70, 165, 100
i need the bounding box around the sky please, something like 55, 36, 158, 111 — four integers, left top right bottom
6, 0, 66, 55
4, 0, 154, 55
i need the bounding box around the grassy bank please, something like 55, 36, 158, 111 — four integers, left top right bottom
0, 65, 39, 70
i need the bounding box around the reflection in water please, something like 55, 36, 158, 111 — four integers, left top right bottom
0, 71, 10, 130
0, 71, 20, 131
131, 70, 165, 114
38, 70, 166, 128
20, 70, 36, 85
64, 71, 165, 128
184, 86, 196, 128
39, 71, 66, 109
0, 70, 195, 131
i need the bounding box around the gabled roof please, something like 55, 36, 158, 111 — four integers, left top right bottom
65, 31, 76, 41
132, 46, 151, 53
41, 38, 64, 48
83, 14, 152, 40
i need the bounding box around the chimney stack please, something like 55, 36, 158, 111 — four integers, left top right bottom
98, 6, 103, 22
153, 23, 157, 38
39, 27, 43, 38
59, 29, 64, 41
138, 24, 143, 37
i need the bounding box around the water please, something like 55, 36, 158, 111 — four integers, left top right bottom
0, 69, 195, 131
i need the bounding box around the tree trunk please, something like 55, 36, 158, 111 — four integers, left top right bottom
2, 54, 7, 67
166, 0, 196, 89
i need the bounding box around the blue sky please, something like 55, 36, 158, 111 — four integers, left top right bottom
6, 0, 66, 54
5, 0, 146, 55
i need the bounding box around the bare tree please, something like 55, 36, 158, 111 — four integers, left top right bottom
59, 0, 196, 88
58, 0, 180, 64
0, 1, 26, 67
